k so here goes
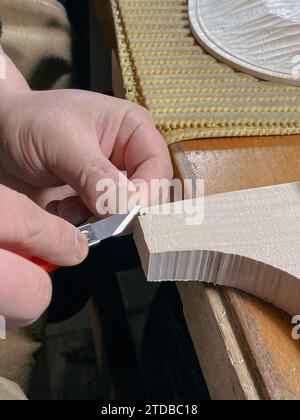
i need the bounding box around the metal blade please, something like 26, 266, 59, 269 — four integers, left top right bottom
78, 206, 142, 248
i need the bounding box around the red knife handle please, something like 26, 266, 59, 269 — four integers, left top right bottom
26, 256, 58, 273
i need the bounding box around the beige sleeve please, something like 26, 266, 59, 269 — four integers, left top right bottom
0, 377, 27, 400
0, 0, 72, 89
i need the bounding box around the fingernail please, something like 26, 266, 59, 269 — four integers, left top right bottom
59, 205, 85, 226
76, 231, 89, 260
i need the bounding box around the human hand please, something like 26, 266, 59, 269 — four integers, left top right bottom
0, 185, 88, 329
0, 86, 173, 222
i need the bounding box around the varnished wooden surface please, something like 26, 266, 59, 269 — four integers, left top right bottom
181, 136, 300, 195
171, 136, 300, 400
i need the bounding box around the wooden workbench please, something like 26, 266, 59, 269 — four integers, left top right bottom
92, 1, 300, 400
172, 137, 300, 400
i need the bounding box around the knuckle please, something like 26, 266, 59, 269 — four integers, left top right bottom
126, 104, 154, 125
79, 158, 119, 191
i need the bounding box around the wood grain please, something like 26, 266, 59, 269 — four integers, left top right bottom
185, 136, 300, 195
178, 284, 260, 400
171, 137, 300, 400
135, 182, 300, 316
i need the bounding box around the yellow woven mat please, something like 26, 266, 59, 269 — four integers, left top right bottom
111, 0, 300, 145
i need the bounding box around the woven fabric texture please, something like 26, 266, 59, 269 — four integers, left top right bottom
111, 0, 300, 144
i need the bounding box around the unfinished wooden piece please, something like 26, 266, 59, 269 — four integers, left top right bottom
189, 0, 300, 86
134, 182, 300, 316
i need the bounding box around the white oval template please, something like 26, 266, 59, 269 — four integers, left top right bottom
189, 0, 300, 86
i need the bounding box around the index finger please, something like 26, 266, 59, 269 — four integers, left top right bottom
124, 120, 174, 183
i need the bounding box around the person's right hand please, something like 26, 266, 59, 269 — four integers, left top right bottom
0, 185, 88, 329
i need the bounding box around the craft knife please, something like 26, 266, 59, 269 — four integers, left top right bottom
25, 206, 142, 273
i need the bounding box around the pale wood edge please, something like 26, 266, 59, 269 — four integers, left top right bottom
177, 283, 261, 400
224, 290, 300, 400
171, 143, 266, 400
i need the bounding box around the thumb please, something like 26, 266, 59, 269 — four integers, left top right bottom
0, 186, 88, 267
